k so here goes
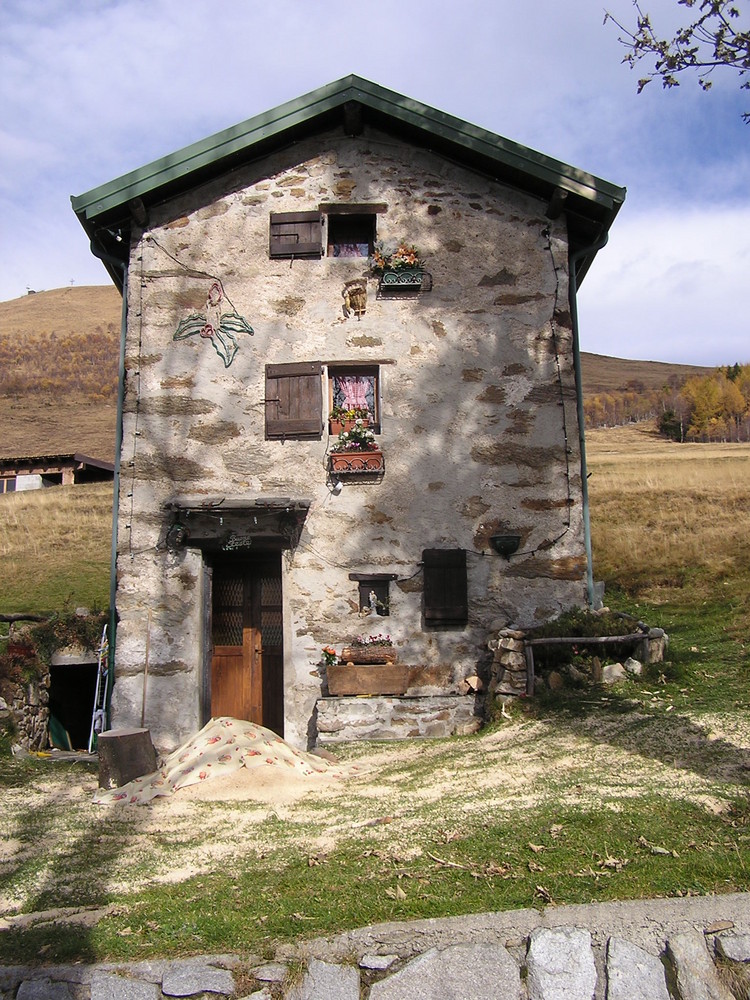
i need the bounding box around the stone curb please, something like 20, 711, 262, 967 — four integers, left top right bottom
1, 895, 749, 998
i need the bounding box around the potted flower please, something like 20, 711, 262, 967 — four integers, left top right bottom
330, 423, 384, 474
327, 635, 409, 696
329, 404, 372, 436
371, 240, 425, 287
340, 633, 397, 664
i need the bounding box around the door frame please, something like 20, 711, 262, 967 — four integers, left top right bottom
202, 550, 284, 732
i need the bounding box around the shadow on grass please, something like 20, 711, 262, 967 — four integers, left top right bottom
0, 755, 144, 966
527, 681, 750, 792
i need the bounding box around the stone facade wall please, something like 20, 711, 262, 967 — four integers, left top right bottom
111, 125, 587, 750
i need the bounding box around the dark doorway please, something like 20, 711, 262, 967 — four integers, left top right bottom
208, 553, 284, 736
49, 662, 98, 750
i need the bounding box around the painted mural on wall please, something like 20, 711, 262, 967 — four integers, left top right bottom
173, 280, 254, 367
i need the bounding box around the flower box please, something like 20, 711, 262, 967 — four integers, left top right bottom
340, 645, 397, 664
329, 417, 370, 436
380, 268, 423, 288
330, 450, 384, 474
327, 662, 409, 696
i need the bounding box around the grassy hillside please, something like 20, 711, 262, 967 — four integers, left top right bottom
580, 353, 709, 394
0, 287, 119, 460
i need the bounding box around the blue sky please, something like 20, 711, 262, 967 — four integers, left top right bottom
1, 0, 748, 365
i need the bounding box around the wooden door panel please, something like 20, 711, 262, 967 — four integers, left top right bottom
210, 557, 282, 734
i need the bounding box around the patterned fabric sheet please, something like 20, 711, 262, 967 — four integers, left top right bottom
93, 716, 361, 806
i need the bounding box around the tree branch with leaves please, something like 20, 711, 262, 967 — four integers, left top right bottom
604, 1, 750, 120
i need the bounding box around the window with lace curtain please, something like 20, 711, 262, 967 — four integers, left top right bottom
328, 366, 380, 431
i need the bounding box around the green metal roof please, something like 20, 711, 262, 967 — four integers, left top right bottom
72, 75, 626, 288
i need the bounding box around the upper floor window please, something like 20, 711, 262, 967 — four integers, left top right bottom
269, 204, 386, 261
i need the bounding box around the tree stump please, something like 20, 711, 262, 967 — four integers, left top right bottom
97, 728, 157, 788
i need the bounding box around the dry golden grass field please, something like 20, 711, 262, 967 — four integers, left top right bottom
587, 422, 750, 625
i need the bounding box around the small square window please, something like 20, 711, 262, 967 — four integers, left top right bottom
349, 573, 397, 617
327, 213, 375, 258
329, 367, 379, 429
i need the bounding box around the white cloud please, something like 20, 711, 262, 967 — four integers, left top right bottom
579, 204, 750, 365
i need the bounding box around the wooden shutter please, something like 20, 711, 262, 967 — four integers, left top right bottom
423, 549, 468, 626
269, 212, 323, 258
265, 362, 323, 439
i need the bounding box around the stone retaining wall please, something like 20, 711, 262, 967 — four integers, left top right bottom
488, 625, 669, 702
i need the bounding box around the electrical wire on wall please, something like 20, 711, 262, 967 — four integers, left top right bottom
125, 249, 146, 558
146, 235, 241, 314
541, 224, 573, 543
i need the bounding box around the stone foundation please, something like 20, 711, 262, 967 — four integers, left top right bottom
8, 676, 49, 750
316, 695, 480, 744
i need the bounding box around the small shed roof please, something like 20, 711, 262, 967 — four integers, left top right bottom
72, 74, 625, 288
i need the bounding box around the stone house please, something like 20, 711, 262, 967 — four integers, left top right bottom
72, 76, 625, 751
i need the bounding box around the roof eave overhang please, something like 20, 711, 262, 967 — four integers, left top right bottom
72, 75, 626, 291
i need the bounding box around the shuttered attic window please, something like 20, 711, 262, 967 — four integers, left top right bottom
423, 549, 468, 627
269, 211, 323, 258
265, 362, 323, 439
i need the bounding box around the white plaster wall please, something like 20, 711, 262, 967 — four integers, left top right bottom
112, 126, 588, 749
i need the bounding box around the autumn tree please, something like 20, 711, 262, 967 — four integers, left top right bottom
605, 1, 750, 120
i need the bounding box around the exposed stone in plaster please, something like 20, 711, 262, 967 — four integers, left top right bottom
188, 421, 242, 444
132, 353, 164, 368
176, 569, 198, 589
431, 320, 447, 339
503, 363, 529, 376
124, 397, 217, 415
461, 496, 491, 519
478, 268, 517, 287
165, 217, 189, 229
197, 202, 229, 220
524, 383, 576, 404
522, 497, 572, 512
133, 455, 216, 482
276, 174, 308, 187
349, 335, 382, 347
366, 507, 393, 525
335, 179, 357, 197
506, 409, 534, 435
477, 385, 506, 404
462, 368, 485, 382
273, 296, 306, 316
493, 292, 546, 306
470, 441, 558, 468
444, 240, 463, 252
507, 556, 586, 580
160, 374, 196, 390
428, 482, 445, 492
